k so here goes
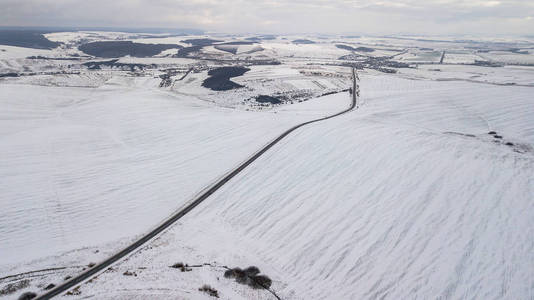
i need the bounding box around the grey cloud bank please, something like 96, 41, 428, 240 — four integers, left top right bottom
1, 0, 533, 35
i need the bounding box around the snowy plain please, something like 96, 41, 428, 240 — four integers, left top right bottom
0, 78, 349, 268
1, 32, 534, 299
68, 74, 534, 300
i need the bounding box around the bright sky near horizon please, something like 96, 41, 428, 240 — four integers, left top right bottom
1, 0, 533, 35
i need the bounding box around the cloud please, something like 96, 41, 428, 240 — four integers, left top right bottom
0, 0, 533, 35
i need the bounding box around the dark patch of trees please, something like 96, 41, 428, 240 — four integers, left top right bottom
17, 292, 36, 300
0, 72, 19, 78
82, 59, 153, 71
0, 30, 60, 49
201, 66, 250, 91
256, 95, 282, 104
181, 38, 222, 46
175, 45, 204, 57
224, 266, 273, 290
292, 39, 316, 44
78, 41, 180, 58
336, 44, 375, 52
198, 285, 219, 298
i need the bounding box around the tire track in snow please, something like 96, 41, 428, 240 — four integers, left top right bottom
33, 68, 359, 299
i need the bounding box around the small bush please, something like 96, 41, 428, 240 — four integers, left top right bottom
17, 292, 37, 300
252, 275, 272, 289
244, 266, 260, 276
123, 271, 136, 276
171, 262, 184, 268
170, 262, 191, 272
199, 285, 219, 298
224, 266, 273, 291
65, 286, 81, 296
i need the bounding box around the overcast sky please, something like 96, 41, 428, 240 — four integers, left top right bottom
1, 0, 533, 36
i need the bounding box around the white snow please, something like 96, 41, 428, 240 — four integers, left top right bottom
0, 81, 350, 268
1, 31, 534, 300
146, 75, 534, 299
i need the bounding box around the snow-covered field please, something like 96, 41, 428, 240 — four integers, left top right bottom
0, 78, 348, 266
1, 31, 533, 299
55, 75, 532, 300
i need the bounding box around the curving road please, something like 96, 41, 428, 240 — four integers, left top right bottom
34, 68, 359, 299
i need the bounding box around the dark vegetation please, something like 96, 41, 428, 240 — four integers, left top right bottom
79, 41, 180, 58
159, 72, 173, 87
182, 38, 222, 46
256, 95, 282, 104
176, 39, 245, 57
170, 262, 192, 272
292, 39, 316, 44
122, 271, 137, 276
224, 266, 273, 290
175, 45, 203, 57
0, 30, 60, 49
509, 48, 529, 54
198, 285, 219, 298
202, 66, 250, 91
82, 59, 154, 71
339, 55, 410, 73
65, 286, 81, 296
1, 280, 29, 296
473, 60, 503, 67
17, 292, 36, 300
336, 44, 375, 52
0, 72, 19, 78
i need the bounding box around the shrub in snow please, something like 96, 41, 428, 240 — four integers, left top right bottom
170, 262, 192, 272
17, 292, 37, 300
224, 266, 273, 290
244, 266, 260, 276
199, 285, 219, 298
252, 275, 273, 289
